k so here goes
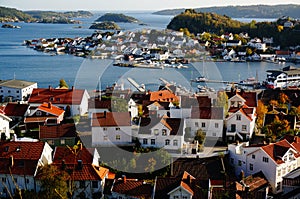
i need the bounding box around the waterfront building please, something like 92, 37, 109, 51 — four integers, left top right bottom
266, 65, 300, 89
0, 79, 37, 102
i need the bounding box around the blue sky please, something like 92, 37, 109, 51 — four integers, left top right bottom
1, 0, 300, 11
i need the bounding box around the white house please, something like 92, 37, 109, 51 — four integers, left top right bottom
228, 136, 300, 194
0, 109, 12, 140
185, 107, 224, 139
226, 92, 257, 141
28, 87, 90, 116
128, 98, 139, 120
137, 116, 185, 152
0, 141, 53, 197
91, 112, 132, 146
247, 41, 267, 52
0, 79, 37, 102
51, 146, 109, 199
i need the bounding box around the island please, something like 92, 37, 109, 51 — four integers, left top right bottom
89, 21, 121, 30
95, 13, 139, 23
1, 23, 21, 28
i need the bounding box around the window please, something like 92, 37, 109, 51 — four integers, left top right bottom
238, 160, 242, 166
282, 167, 286, 175
249, 163, 253, 171
36, 111, 42, 116
26, 179, 29, 184
252, 154, 255, 159
162, 129, 167, 136
2, 177, 6, 182
276, 182, 281, 191
8, 90, 11, 93
183, 196, 188, 199
151, 139, 155, 145
116, 127, 120, 131
195, 122, 199, 127
165, 139, 170, 145
92, 181, 98, 188
154, 129, 159, 135
212, 133, 216, 136
16, 90, 19, 93
174, 196, 179, 199
116, 135, 120, 140
202, 122, 206, 128
47, 140, 54, 145
79, 181, 85, 188
60, 139, 65, 145
263, 157, 269, 163
143, 139, 148, 145
14, 178, 17, 183
103, 127, 107, 131
242, 125, 247, 131
277, 169, 281, 177
215, 123, 219, 128
103, 136, 108, 141
236, 114, 241, 120
173, 140, 178, 146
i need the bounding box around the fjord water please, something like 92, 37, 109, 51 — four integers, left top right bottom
0, 11, 290, 91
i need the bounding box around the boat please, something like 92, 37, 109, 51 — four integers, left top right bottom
195, 76, 208, 82
238, 77, 260, 86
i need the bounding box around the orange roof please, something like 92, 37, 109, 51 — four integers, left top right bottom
24, 116, 58, 123
149, 90, 179, 103
39, 123, 77, 139
29, 87, 86, 105
91, 112, 131, 127
38, 102, 64, 116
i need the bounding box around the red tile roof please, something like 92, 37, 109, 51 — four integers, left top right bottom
261, 139, 298, 164
53, 146, 93, 164
39, 123, 77, 139
112, 178, 153, 199
227, 91, 257, 107
161, 118, 184, 136
24, 116, 58, 123
0, 141, 46, 176
91, 112, 131, 127
52, 146, 109, 181
88, 99, 111, 109
37, 102, 64, 116
3, 102, 29, 117
28, 88, 86, 105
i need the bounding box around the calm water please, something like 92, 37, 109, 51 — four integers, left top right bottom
0, 12, 294, 92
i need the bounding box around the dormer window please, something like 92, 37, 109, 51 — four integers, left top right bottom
36, 111, 42, 116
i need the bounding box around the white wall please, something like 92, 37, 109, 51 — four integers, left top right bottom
92, 126, 132, 146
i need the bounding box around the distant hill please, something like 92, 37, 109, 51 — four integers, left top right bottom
0, 6, 93, 23
24, 10, 93, 19
95, 13, 139, 23
0, 6, 35, 22
153, 4, 300, 18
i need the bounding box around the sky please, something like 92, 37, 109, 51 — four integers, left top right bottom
1, 0, 300, 11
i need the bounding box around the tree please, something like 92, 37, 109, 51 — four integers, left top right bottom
59, 79, 69, 89
256, 100, 268, 127
37, 165, 69, 199
216, 91, 228, 115
144, 158, 156, 173
279, 93, 289, 104
269, 99, 279, 108
266, 116, 290, 141
195, 129, 206, 145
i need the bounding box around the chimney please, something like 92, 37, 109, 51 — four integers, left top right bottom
71, 86, 74, 90
186, 175, 191, 185
9, 155, 14, 167
48, 102, 52, 109
61, 160, 66, 170
48, 85, 52, 90
103, 111, 107, 118
77, 160, 83, 170
122, 175, 126, 183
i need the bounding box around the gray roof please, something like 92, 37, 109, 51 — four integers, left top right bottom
0, 79, 36, 89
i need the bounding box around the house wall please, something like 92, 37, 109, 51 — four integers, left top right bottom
73, 179, 105, 199
169, 187, 192, 199
0, 174, 35, 197
0, 114, 11, 139
170, 108, 191, 119
185, 118, 223, 138
0, 83, 37, 102
92, 126, 132, 146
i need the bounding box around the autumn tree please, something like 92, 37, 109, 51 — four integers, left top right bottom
59, 79, 69, 89
37, 164, 69, 199
266, 116, 290, 141
256, 100, 268, 127
279, 93, 289, 104
269, 99, 279, 108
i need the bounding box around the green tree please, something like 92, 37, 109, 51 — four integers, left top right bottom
266, 116, 290, 141
216, 91, 228, 115
59, 79, 69, 89
195, 129, 206, 145
37, 165, 69, 199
